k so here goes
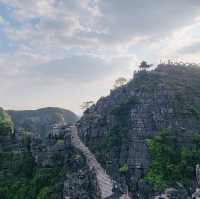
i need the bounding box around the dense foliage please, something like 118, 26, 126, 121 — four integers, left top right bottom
119, 163, 129, 173
0, 108, 13, 135
145, 132, 200, 191
0, 151, 66, 199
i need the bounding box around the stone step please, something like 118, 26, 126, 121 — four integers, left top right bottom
71, 126, 133, 199
71, 126, 113, 199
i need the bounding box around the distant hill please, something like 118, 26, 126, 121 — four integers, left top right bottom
7, 107, 78, 137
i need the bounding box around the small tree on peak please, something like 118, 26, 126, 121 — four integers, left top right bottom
114, 77, 127, 89
139, 61, 153, 70
80, 101, 94, 111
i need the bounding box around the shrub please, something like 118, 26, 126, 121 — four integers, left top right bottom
37, 187, 49, 199
0, 109, 13, 135
145, 132, 200, 191
119, 163, 129, 173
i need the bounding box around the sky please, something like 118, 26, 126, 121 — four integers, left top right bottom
1, 0, 200, 115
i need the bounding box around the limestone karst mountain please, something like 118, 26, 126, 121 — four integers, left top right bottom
1, 63, 200, 199
78, 63, 200, 198
7, 107, 78, 138
0, 107, 99, 199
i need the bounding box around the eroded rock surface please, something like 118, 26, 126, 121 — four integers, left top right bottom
78, 64, 200, 198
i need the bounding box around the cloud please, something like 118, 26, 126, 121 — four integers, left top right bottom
95, 0, 200, 43
2, 0, 200, 51
1, 0, 200, 113
0, 52, 135, 114
26, 54, 135, 83
178, 42, 200, 55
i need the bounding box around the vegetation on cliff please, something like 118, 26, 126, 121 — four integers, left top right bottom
0, 147, 88, 199
146, 131, 200, 191
87, 97, 137, 173
7, 107, 78, 138
0, 108, 13, 135
78, 63, 200, 197
0, 110, 98, 199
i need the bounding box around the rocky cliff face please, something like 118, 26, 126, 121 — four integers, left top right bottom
0, 109, 99, 199
78, 64, 200, 198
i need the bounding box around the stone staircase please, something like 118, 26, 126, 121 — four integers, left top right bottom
71, 126, 114, 198
71, 126, 131, 199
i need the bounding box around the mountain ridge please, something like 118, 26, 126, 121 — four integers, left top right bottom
7, 107, 78, 138
78, 63, 200, 198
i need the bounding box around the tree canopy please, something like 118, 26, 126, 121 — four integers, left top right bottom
113, 77, 127, 89
145, 132, 200, 190
139, 61, 152, 70
0, 108, 14, 135
80, 101, 95, 111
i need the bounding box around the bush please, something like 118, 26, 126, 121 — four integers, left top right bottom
119, 163, 129, 173
0, 153, 64, 199
36, 187, 49, 199
145, 132, 200, 191
0, 109, 13, 135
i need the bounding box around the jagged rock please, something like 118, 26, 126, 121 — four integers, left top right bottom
192, 165, 200, 199
0, 124, 100, 199
164, 188, 185, 199
137, 179, 154, 199
154, 187, 188, 199
196, 165, 200, 186
63, 168, 100, 199
154, 195, 169, 199
78, 64, 200, 198
192, 188, 200, 199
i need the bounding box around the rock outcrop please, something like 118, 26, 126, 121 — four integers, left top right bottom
78, 64, 200, 198
0, 121, 99, 199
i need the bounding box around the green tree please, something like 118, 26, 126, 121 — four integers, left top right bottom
119, 163, 129, 173
80, 101, 94, 111
113, 77, 127, 89
139, 61, 153, 70
37, 187, 49, 199
145, 132, 200, 190
0, 108, 14, 135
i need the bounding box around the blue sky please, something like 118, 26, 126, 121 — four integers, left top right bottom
0, 0, 200, 114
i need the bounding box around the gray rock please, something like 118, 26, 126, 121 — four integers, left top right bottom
78, 64, 200, 198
